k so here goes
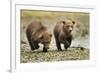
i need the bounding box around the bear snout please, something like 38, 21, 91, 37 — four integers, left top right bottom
68, 27, 73, 33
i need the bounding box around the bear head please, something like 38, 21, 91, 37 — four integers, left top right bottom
62, 19, 75, 34
39, 31, 52, 49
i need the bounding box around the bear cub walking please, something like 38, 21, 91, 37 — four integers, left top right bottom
26, 21, 52, 52
54, 19, 75, 51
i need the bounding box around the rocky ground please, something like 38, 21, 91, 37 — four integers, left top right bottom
21, 43, 89, 63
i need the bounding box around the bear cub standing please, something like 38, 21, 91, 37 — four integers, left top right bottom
54, 19, 75, 51
26, 21, 52, 52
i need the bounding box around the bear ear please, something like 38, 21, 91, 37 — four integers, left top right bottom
62, 21, 66, 24
72, 21, 75, 24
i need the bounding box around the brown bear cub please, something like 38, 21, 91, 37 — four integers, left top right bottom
26, 21, 52, 52
54, 19, 75, 51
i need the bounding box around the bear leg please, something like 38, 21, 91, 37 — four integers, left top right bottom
56, 41, 62, 51
26, 34, 35, 51
54, 36, 62, 51
64, 36, 72, 50
34, 42, 40, 49
43, 47, 48, 52
54, 32, 62, 51
64, 41, 70, 50
29, 41, 35, 51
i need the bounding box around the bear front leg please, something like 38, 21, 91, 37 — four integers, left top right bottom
34, 42, 40, 49
43, 47, 48, 52
35, 44, 39, 49
54, 33, 62, 51
64, 36, 72, 50
29, 41, 35, 51
56, 40, 62, 51
64, 41, 70, 50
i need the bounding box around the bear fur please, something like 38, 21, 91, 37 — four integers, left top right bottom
54, 19, 75, 51
26, 21, 52, 52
